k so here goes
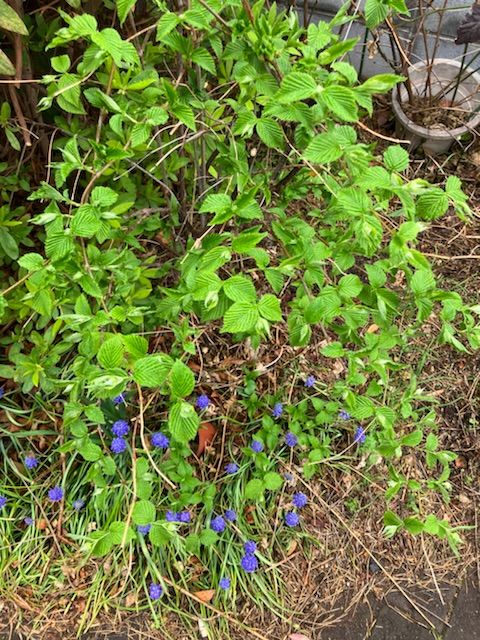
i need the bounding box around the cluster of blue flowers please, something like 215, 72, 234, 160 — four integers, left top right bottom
110, 419, 129, 454
24, 454, 38, 469
284, 491, 308, 528
165, 510, 191, 523
196, 394, 210, 410
338, 409, 367, 444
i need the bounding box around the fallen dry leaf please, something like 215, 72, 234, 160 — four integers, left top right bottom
196, 421, 216, 456
193, 589, 215, 603
124, 592, 137, 607
198, 619, 209, 638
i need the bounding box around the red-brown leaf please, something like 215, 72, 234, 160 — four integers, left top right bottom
193, 589, 215, 603
196, 421, 216, 456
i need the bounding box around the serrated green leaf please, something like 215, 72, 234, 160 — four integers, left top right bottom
84, 405, 105, 424
91, 186, 118, 208
415, 189, 449, 220
191, 47, 215, 74
0, 0, 28, 34
156, 11, 181, 41
133, 354, 173, 388
383, 145, 409, 172
231, 230, 267, 253
170, 359, 195, 398
98, 335, 124, 369
401, 430, 423, 447
360, 74, 401, 94
171, 103, 196, 131
90, 530, 114, 557
168, 400, 199, 442
320, 341, 345, 357
56, 73, 85, 115
258, 294, 282, 321
245, 478, 265, 500
200, 529, 219, 546
304, 132, 343, 163
411, 270, 435, 296
116, 0, 137, 24
77, 438, 103, 461
109, 520, 136, 543
365, 0, 389, 28
200, 193, 232, 223
130, 122, 151, 148
18, 253, 44, 271
404, 516, 424, 535
222, 301, 259, 333
277, 72, 317, 103
383, 511, 403, 529
71, 205, 101, 238
256, 118, 284, 148
305, 289, 342, 324
51, 54, 70, 73
132, 500, 156, 525
321, 85, 358, 121
45, 231, 74, 261
223, 275, 256, 303
0, 49, 15, 75
338, 274, 363, 298
263, 471, 283, 491
123, 334, 148, 358
150, 521, 173, 547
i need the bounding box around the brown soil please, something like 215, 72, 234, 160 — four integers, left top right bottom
402, 94, 472, 130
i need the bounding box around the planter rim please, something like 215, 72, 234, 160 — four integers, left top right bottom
392, 58, 480, 140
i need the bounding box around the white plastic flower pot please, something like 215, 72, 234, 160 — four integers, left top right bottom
392, 58, 480, 155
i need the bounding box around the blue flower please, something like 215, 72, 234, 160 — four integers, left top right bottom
113, 393, 125, 405
339, 409, 351, 421
149, 582, 163, 600
240, 554, 258, 573
250, 439, 263, 453
225, 462, 239, 474
243, 540, 257, 554
292, 492, 308, 509
210, 515, 226, 533
178, 511, 191, 523
285, 511, 299, 527
151, 432, 169, 449
73, 499, 85, 511
24, 454, 38, 469
137, 524, 151, 535
354, 426, 366, 444
0, 386, 4, 399
219, 577, 231, 590
284, 432, 298, 447
48, 486, 64, 502
0, 496, 7, 509
24, 516, 34, 526
166, 510, 178, 522
196, 394, 210, 410
112, 419, 129, 437
224, 509, 237, 522
304, 375, 316, 388
111, 437, 127, 454
272, 402, 283, 418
